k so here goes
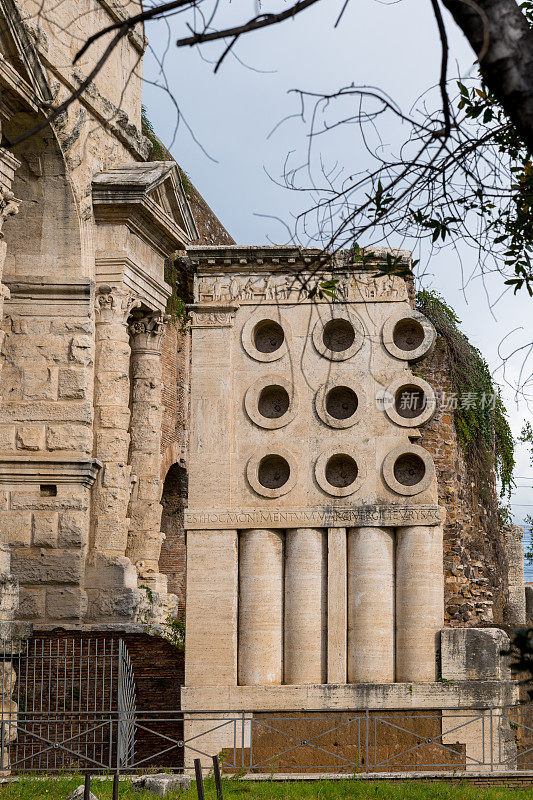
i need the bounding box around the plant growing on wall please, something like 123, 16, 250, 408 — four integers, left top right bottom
416, 289, 515, 498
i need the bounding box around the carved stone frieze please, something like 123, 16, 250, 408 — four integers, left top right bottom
189, 304, 237, 328
194, 271, 407, 304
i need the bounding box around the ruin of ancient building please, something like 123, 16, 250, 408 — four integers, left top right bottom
0, 0, 528, 774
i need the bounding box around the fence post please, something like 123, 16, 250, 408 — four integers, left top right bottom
113, 771, 119, 800
365, 709, 369, 773
212, 754, 223, 800
194, 758, 205, 800
83, 773, 91, 800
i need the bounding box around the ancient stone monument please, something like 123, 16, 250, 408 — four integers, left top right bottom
181, 245, 521, 770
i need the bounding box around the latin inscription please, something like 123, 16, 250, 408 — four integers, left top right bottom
185, 505, 444, 530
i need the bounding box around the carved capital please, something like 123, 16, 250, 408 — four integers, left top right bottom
95, 285, 141, 324
129, 312, 169, 353
0, 186, 20, 238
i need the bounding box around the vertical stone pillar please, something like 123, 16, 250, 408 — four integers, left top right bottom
126, 312, 168, 591
0, 148, 20, 383
347, 527, 395, 683
238, 529, 283, 686
91, 286, 139, 559
396, 525, 444, 682
185, 531, 238, 686
327, 528, 347, 684
284, 528, 327, 684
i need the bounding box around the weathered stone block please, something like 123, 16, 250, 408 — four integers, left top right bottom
51, 318, 92, 336
0, 510, 32, 546
32, 511, 59, 547
58, 511, 87, 548
45, 587, 87, 619
95, 405, 131, 429
95, 430, 130, 461
85, 553, 137, 589
16, 587, 46, 620
16, 425, 45, 451
11, 549, 82, 584
440, 628, 511, 680
23, 365, 58, 400
0, 401, 92, 424
0, 425, 16, 451
11, 487, 89, 511
102, 462, 131, 488
68, 335, 93, 365
137, 476, 162, 501
58, 367, 88, 399
46, 423, 92, 453
85, 587, 142, 621
132, 774, 191, 796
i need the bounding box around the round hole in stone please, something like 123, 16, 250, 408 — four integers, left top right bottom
393, 453, 426, 486
325, 454, 358, 488
257, 454, 290, 489
257, 385, 290, 419
392, 318, 425, 351
253, 320, 285, 353
394, 384, 427, 419
322, 319, 356, 352
325, 386, 358, 420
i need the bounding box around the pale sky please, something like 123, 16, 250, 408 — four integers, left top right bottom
142, 0, 533, 567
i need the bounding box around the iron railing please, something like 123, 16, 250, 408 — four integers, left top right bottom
2, 638, 533, 774
0, 638, 135, 773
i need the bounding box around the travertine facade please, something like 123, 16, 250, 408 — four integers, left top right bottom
0, 0, 200, 628
180, 246, 522, 769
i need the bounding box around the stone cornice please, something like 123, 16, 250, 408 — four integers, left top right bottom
4, 277, 93, 313
187, 245, 412, 273
0, 456, 101, 486
0, 54, 39, 112
93, 162, 197, 256
95, 0, 146, 53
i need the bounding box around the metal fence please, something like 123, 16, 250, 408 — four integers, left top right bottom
2, 638, 533, 774
0, 638, 136, 773
118, 708, 533, 773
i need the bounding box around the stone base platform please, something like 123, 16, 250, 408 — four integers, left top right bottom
181, 682, 519, 773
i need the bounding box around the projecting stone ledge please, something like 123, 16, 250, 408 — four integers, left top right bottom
181, 680, 519, 711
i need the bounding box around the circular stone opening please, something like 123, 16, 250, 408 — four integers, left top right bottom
322, 319, 356, 352
325, 454, 358, 488
325, 386, 358, 420
392, 318, 425, 351
394, 384, 427, 419
393, 453, 426, 486
253, 320, 285, 354
258, 454, 290, 489
258, 385, 290, 419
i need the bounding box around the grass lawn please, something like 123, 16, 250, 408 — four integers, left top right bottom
2, 776, 533, 800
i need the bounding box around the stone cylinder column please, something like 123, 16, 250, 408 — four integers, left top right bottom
347, 527, 395, 683
396, 525, 444, 682
238, 529, 283, 686
284, 528, 327, 684
126, 312, 167, 591
91, 286, 139, 557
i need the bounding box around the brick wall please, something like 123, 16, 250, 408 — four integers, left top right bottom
417, 337, 507, 626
